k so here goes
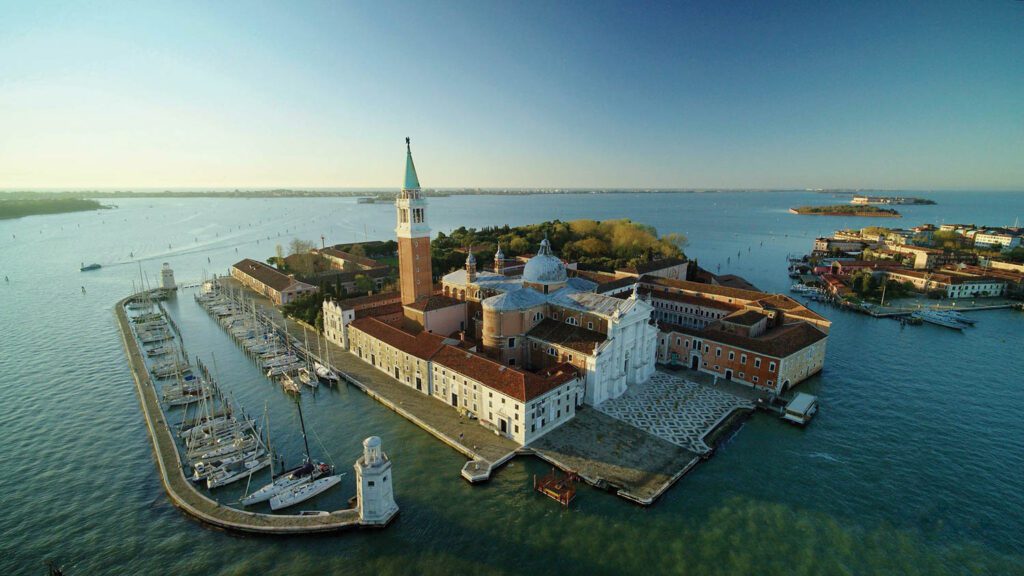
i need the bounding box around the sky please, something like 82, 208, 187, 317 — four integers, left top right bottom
1, 1, 1022, 190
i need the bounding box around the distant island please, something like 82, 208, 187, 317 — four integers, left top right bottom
0, 194, 108, 220
1, 188, 930, 201
851, 195, 935, 205
789, 205, 901, 217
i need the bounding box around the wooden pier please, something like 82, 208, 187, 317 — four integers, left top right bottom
115, 295, 373, 535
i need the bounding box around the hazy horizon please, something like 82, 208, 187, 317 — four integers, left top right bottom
2, 1, 1022, 190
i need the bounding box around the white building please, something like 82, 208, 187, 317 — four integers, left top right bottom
972, 229, 1022, 251
354, 436, 398, 526
160, 262, 176, 291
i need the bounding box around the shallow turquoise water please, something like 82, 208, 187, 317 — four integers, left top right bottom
0, 191, 1022, 575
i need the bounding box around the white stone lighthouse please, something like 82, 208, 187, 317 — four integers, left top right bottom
159, 262, 177, 291
355, 436, 398, 526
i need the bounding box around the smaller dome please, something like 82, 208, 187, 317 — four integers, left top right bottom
466, 250, 476, 265
522, 237, 567, 285
494, 242, 505, 259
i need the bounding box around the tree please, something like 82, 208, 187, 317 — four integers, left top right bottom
349, 243, 366, 258
274, 244, 285, 270
354, 274, 374, 294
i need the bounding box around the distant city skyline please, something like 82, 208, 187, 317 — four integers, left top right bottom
1, 1, 1022, 190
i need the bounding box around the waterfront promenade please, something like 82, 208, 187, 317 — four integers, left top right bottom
115, 295, 363, 534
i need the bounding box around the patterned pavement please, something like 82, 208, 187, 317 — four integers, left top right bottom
596, 372, 753, 453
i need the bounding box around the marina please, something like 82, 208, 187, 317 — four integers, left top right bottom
114, 292, 396, 534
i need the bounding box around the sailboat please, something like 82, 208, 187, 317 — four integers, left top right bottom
241, 400, 333, 506
297, 330, 319, 389
313, 331, 340, 385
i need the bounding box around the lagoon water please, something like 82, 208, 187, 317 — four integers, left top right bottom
1, 190, 1022, 575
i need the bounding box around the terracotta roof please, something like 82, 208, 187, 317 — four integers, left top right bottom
404, 294, 463, 312
317, 246, 385, 268
715, 274, 761, 292
571, 269, 618, 285
354, 302, 403, 319
639, 287, 743, 312
526, 318, 606, 354
721, 310, 765, 327
232, 259, 312, 293
616, 257, 687, 275
660, 320, 827, 359
349, 317, 447, 360
329, 291, 402, 310
432, 346, 578, 402
593, 276, 639, 294
640, 275, 767, 302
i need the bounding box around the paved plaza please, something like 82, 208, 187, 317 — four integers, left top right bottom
595, 371, 753, 453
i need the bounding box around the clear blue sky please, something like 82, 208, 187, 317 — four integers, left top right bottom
1, 1, 1021, 190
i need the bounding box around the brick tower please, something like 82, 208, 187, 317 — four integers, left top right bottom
396, 138, 433, 305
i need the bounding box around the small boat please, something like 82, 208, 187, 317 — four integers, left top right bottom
297, 510, 329, 516
80, 262, 101, 272
314, 361, 340, 384
280, 373, 302, 394
298, 367, 319, 388
269, 474, 343, 510
207, 454, 273, 489
782, 393, 818, 426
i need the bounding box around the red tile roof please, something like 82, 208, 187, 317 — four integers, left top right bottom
432, 346, 578, 402
317, 246, 386, 269
404, 294, 463, 312
660, 320, 827, 359
349, 317, 447, 360
232, 259, 313, 292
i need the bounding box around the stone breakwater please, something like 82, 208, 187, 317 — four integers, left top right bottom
115, 294, 372, 535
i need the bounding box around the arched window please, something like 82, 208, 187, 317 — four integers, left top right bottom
566, 317, 579, 326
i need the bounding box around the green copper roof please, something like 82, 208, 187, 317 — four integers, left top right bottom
404, 137, 420, 190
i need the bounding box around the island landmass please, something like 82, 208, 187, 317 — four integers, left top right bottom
789, 205, 901, 217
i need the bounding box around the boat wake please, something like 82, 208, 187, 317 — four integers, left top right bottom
806, 452, 843, 463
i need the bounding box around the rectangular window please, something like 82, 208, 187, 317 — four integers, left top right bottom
547, 347, 556, 356
716, 348, 721, 358
507, 337, 516, 348
587, 321, 594, 330
741, 354, 747, 364
753, 376, 759, 383
754, 358, 761, 368
728, 351, 735, 360
769, 361, 776, 373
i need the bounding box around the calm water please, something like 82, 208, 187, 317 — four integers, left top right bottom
1, 191, 1022, 575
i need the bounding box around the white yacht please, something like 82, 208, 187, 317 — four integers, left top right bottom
269, 474, 343, 510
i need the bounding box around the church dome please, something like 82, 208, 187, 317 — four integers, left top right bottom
522, 238, 566, 285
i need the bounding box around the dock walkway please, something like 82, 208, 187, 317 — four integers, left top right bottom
115, 296, 362, 534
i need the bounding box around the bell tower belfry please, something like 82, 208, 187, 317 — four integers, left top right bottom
396, 138, 433, 305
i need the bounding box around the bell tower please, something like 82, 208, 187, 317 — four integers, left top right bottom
396, 138, 433, 305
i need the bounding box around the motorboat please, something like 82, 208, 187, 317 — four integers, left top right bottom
782, 393, 818, 426
913, 310, 965, 330
80, 263, 101, 272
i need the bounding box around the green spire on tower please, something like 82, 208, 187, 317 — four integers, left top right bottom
404, 137, 421, 190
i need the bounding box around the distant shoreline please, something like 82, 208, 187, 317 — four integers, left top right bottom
0, 188, 922, 200
0, 197, 109, 220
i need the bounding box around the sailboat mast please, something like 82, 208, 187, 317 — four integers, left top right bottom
297, 400, 312, 462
